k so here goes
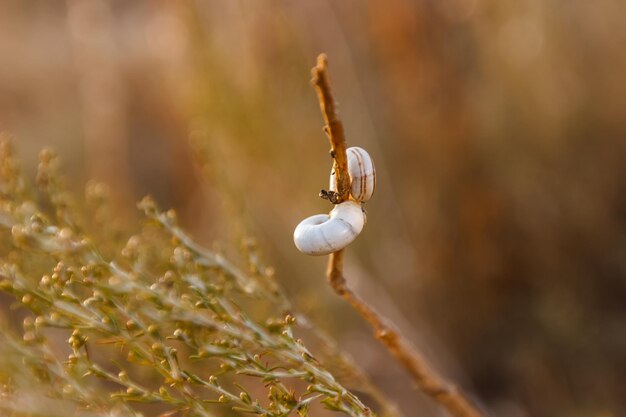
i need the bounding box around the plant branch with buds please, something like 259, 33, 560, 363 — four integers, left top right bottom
0, 139, 383, 417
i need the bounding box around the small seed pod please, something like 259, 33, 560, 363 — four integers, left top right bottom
293, 201, 365, 256
329, 146, 376, 202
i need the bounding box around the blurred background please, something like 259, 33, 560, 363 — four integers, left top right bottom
2, 1, 626, 416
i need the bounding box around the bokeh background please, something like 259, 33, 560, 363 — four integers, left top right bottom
2, 1, 626, 416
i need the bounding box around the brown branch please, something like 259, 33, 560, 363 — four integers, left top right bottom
312, 54, 350, 205
311, 54, 485, 417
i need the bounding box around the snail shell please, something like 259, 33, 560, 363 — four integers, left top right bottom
293, 200, 365, 256
329, 146, 376, 202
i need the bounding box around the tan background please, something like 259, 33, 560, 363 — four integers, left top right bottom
2, 1, 626, 416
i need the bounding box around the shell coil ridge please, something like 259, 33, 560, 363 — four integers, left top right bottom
329, 146, 376, 202
293, 201, 365, 256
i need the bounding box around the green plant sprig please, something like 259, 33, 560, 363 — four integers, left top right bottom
0, 141, 375, 417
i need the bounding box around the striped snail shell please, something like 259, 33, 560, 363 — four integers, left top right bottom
329, 146, 376, 202
293, 200, 365, 256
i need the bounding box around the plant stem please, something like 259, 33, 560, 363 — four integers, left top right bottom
311, 54, 350, 204
311, 53, 485, 417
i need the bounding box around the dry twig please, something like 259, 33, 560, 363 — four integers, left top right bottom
311, 54, 485, 417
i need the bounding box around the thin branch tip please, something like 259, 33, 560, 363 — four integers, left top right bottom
317, 53, 328, 66
312, 53, 328, 79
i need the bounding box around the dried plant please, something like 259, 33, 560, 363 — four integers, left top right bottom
311, 55, 484, 417
0, 138, 389, 417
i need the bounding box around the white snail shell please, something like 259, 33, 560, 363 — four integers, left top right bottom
329, 146, 376, 202
293, 200, 365, 256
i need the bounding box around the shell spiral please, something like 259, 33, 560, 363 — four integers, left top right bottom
293, 201, 365, 256
329, 146, 376, 202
